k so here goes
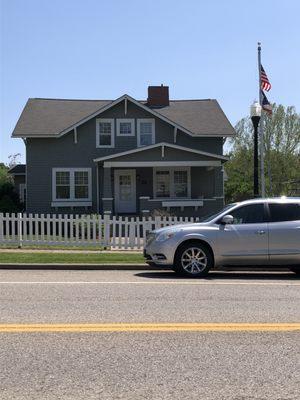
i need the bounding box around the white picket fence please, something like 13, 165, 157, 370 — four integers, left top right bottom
0, 213, 200, 250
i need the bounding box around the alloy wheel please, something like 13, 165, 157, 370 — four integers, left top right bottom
181, 247, 208, 274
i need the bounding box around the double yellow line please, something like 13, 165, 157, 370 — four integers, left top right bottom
0, 323, 300, 333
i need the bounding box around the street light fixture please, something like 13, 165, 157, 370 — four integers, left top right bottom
250, 101, 262, 198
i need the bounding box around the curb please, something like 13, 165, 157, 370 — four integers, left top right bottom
0, 263, 162, 270
0, 263, 291, 273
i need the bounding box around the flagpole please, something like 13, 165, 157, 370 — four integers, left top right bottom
258, 42, 266, 197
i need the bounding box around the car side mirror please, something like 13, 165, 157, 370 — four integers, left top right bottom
220, 214, 234, 225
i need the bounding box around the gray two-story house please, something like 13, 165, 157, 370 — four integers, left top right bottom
12, 85, 235, 217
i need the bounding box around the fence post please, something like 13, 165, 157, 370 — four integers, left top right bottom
0, 213, 3, 242
103, 212, 111, 249
129, 217, 135, 248
155, 216, 160, 230
18, 213, 23, 248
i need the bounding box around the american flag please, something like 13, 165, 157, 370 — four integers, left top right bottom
260, 65, 271, 91
261, 90, 272, 115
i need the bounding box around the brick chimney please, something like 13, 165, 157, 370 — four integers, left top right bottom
147, 84, 169, 107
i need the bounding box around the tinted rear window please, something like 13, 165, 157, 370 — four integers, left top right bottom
269, 203, 300, 222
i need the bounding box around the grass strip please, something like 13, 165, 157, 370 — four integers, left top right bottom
0, 252, 145, 264
0, 245, 105, 251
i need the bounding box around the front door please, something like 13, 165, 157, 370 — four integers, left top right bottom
114, 169, 136, 213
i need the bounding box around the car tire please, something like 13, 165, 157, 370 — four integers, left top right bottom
173, 241, 213, 278
290, 267, 300, 275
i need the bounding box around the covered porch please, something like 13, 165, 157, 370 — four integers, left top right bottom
94, 143, 227, 217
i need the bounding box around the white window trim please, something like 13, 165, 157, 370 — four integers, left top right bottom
116, 118, 135, 137
153, 167, 191, 199
137, 118, 155, 147
52, 168, 92, 202
96, 118, 115, 148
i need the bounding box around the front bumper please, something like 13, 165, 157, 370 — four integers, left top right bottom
143, 239, 176, 266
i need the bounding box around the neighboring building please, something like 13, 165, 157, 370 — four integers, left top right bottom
11, 85, 235, 216
8, 164, 26, 205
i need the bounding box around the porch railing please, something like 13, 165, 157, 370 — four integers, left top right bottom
0, 213, 200, 250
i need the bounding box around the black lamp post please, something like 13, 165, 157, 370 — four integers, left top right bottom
250, 101, 262, 198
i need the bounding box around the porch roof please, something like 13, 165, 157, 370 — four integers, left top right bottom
94, 142, 228, 167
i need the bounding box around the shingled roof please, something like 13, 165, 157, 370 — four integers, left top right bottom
12, 96, 235, 138
8, 164, 26, 175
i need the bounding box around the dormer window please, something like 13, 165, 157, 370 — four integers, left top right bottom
137, 119, 155, 147
117, 119, 135, 136
96, 118, 115, 148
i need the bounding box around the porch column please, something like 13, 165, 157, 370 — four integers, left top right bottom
214, 166, 223, 198
102, 166, 113, 214
139, 196, 151, 216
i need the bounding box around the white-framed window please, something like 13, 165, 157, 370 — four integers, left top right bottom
19, 183, 26, 203
137, 118, 155, 147
52, 168, 92, 202
96, 118, 114, 148
153, 167, 190, 199
116, 119, 135, 137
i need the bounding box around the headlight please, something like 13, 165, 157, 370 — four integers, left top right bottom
155, 230, 178, 242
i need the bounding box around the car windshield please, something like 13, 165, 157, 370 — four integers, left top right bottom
199, 203, 237, 222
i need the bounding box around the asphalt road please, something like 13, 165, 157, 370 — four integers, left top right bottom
0, 269, 300, 399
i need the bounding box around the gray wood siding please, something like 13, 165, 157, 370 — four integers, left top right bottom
26, 99, 225, 214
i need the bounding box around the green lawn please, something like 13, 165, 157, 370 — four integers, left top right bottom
0, 252, 145, 264
0, 244, 104, 251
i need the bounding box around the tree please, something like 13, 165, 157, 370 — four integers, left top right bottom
8, 153, 21, 168
0, 163, 12, 186
0, 162, 22, 213
225, 104, 300, 203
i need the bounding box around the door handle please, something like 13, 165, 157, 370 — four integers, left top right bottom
256, 230, 266, 235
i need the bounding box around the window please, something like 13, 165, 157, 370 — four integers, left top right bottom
137, 119, 155, 147
52, 168, 91, 202
154, 168, 190, 199
269, 203, 300, 222
19, 183, 26, 204
119, 175, 132, 201
230, 204, 266, 224
55, 171, 70, 199
155, 171, 170, 198
74, 171, 89, 199
117, 119, 135, 136
174, 170, 188, 198
96, 119, 114, 148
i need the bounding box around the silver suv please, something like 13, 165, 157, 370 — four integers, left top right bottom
144, 198, 300, 277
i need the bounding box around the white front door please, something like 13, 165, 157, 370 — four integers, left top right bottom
114, 169, 136, 213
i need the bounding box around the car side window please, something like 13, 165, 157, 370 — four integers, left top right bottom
230, 204, 266, 224
269, 203, 300, 222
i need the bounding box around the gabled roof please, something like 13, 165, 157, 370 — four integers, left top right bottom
12, 95, 235, 138
8, 164, 26, 175
94, 142, 228, 162
12, 98, 111, 138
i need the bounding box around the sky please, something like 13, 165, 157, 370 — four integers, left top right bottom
1, 0, 300, 164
